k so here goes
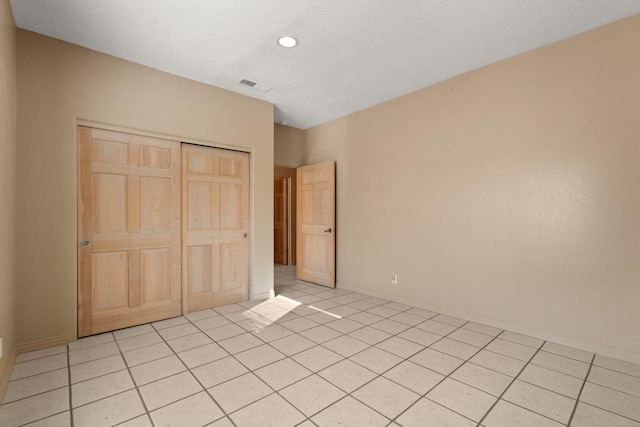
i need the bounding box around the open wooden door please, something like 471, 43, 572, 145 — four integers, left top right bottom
78, 127, 181, 337
274, 177, 288, 264
182, 144, 249, 313
296, 161, 336, 287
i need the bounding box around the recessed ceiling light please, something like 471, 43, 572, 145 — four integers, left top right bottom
278, 36, 298, 48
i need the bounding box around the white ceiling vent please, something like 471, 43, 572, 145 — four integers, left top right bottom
239, 78, 256, 87
238, 78, 272, 93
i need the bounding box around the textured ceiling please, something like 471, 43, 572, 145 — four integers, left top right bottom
10, 1, 640, 129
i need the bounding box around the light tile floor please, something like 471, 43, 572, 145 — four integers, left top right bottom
1, 265, 639, 426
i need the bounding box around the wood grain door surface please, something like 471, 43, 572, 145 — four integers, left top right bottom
274, 177, 288, 265
78, 127, 181, 337
182, 144, 249, 313
296, 161, 336, 287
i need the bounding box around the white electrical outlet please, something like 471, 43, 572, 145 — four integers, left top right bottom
391, 275, 398, 284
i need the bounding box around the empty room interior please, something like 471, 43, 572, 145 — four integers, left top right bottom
1, 1, 639, 426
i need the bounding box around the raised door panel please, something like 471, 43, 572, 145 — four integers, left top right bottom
78, 126, 181, 337
94, 174, 128, 233
92, 252, 128, 312
140, 248, 171, 304
187, 246, 212, 294
221, 183, 242, 230
140, 177, 171, 231
182, 144, 249, 313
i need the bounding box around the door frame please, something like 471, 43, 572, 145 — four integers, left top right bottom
76, 120, 255, 335
284, 177, 293, 265
274, 165, 297, 265
274, 176, 293, 265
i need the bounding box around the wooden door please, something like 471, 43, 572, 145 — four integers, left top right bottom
182, 144, 249, 313
274, 177, 288, 264
78, 127, 181, 337
296, 161, 336, 287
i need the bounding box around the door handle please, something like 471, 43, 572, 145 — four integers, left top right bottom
324, 228, 333, 233
80, 240, 91, 247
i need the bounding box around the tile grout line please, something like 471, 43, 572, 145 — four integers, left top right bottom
69, 313, 607, 427
269, 280, 432, 424
524, 350, 591, 379
280, 273, 494, 424
272, 319, 412, 423
149, 315, 233, 426
6, 267, 637, 427
301, 316, 476, 425
310, 314, 493, 424
115, 316, 234, 424
9, 347, 72, 427
110, 332, 156, 427
577, 401, 640, 425
574, 378, 640, 399
277, 277, 407, 423
212, 334, 300, 425
169, 305, 338, 425
226, 301, 373, 425
389, 320, 503, 425
212, 299, 349, 426
0, 371, 70, 407
179, 307, 249, 426
566, 353, 596, 426
4, 358, 68, 384
279, 271, 522, 424
475, 342, 547, 427
67, 344, 74, 427
588, 364, 640, 380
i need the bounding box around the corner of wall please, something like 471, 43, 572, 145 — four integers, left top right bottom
0, 0, 17, 404
274, 124, 307, 167
302, 16, 640, 364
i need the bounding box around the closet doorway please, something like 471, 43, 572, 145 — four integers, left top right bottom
78, 126, 250, 337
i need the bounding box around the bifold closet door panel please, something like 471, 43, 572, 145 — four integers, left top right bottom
182, 144, 249, 313
78, 126, 181, 337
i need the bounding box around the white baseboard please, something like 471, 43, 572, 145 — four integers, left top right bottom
251, 290, 275, 301
338, 281, 640, 365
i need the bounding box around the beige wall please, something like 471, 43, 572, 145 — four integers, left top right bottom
304, 15, 640, 363
0, 0, 16, 397
16, 30, 274, 350
274, 123, 306, 167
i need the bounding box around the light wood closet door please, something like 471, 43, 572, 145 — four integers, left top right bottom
182, 144, 249, 313
78, 127, 181, 337
297, 161, 336, 287
274, 177, 288, 265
